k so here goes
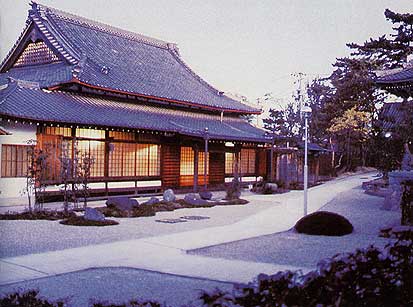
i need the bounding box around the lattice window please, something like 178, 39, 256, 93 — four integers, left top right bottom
109, 131, 135, 141
109, 142, 138, 177
76, 128, 105, 139
14, 41, 60, 67
225, 152, 235, 175
180, 147, 209, 176
240, 149, 256, 174
44, 126, 72, 137
77, 140, 105, 178
1, 145, 30, 177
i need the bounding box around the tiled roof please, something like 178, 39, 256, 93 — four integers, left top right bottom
297, 142, 331, 152
0, 81, 270, 143
0, 63, 73, 88
376, 67, 413, 84
1, 3, 258, 114
379, 101, 413, 131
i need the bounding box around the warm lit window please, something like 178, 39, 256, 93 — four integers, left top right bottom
180, 147, 194, 176
44, 126, 72, 137
76, 140, 105, 177
240, 149, 256, 174
1, 145, 30, 177
180, 147, 209, 175
109, 143, 160, 177
136, 144, 160, 177
109, 131, 135, 141
76, 128, 105, 139
225, 152, 235, 175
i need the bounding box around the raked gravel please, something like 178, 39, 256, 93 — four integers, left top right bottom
189, 186, 400, 268
0, 200, 273, 258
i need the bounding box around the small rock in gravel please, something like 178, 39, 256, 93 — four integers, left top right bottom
184, 193, 208, 206
84, 207, 105, 222
142, 197, 160, 205
163, 189, 176, 202
106, 197, 138, 211
199, 191, 213, 200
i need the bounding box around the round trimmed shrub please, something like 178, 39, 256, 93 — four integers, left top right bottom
295, 211, 353, 236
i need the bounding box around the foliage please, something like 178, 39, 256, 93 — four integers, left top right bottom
225, 177, 242, 200
0, 290, 64, 307
98, 199, 247, 218
24, 140, 51, 212
200, 230, 413, 307
401, 180, 413, 226
59, 216, 119, 226
0, 210, 75, 220
73, 142, 95, 209
303, 9, 413, 171
262, 98, 301, 140
328, 106, 370, 170
294, 211, 354, 236
58, 142, 73, 213
347, 9, 413, 69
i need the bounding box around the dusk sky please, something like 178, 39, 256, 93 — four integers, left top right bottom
1, 0, 412, 106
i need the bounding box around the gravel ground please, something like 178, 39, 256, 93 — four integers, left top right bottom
0, 267, 233, 307
0, 202, 272, 258
189, 187, 400, 268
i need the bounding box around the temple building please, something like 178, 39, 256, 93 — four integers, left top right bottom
376, 64, 413, 132
0, 3, 274, 200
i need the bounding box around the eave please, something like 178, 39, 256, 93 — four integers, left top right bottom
48, 79, 262, 115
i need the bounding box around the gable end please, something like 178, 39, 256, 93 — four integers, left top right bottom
13, 41, 61, 68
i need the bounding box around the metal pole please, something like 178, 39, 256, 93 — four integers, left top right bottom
304, 114, 308, 216
270, 138, 274, 182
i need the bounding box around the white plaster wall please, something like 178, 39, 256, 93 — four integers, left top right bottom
0, 121, 37, 200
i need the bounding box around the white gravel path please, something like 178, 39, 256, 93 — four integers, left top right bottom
190, 186, 400, 267
0, 202, 271, 258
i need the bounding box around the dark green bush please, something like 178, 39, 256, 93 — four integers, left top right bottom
0, 210, 76, 220
59, 216, 119, 226
295, 211, 353, 236
0, 290, 64, 307
200, 230, 413, 307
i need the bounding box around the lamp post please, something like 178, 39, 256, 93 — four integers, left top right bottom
301, 105, 312, 216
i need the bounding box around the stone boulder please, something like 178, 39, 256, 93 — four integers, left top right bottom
106, 197, 139, 211
84, 207, 105, 222
199, 191, 213, 200
163, 189, 176, 202
184, 193, 208, 206
265, 183, 278, 193
142, 197, 160, 206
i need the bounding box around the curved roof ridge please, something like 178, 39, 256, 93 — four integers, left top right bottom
34, 2, 173, 50
168, 49, 225, 97
0, 20, 32, 72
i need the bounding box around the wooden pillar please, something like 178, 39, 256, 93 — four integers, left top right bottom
193, 145, 199, 192
204, 137, 208, 190
234, 150, 240, 181
270, 142, 274, 182
104, 130, 110, 196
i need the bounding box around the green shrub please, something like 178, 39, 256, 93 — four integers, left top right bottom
59, 216, 119, 226
200, 230, 413, 307
0, 210, 76, 220
295, 211, 353, 236
0, 290, 64, 307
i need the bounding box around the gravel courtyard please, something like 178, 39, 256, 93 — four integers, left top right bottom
189, 186, 400, 267
0, 200, 272, 258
